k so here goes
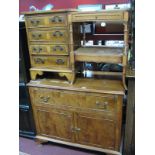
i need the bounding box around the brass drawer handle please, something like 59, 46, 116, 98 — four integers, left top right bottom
30, 20, 40, 25
38, 47, 43, 52
32, 47, 43, 53
96, 101, 108, 109
40, 96, 50, 103
32, 47, 37, 52
50, 16, 63, 23
56, 59, 64, 65
53, 46, 64, 52
52, 31, 63, 37
32, 33, 42, 39
34, 58, 45, 64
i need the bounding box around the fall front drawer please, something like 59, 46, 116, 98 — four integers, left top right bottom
31, 56, 69, 68
29, 44, 69, 55
28, 29, 68, 43
26, 14, 67, 28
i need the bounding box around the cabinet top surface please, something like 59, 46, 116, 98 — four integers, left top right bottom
27, 78, 124, 95
23, 9, 129, 15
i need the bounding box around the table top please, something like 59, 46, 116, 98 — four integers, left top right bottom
27, 78, 124, 95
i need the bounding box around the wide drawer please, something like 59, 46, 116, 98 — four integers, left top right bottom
31, 56, 69, 68
29, 44, 69, 55
30, 88, 116, 113
26, 14, 67, 28
28, 29, 68, 43
72, 12, 124, 22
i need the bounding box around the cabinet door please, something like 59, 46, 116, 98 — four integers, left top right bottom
34, 106, 74, 142
75, 112, 116, 150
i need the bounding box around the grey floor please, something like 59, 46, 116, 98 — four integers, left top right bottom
19, 137, 106, 155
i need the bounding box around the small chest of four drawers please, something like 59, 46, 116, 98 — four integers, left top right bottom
25, 13, 70, 69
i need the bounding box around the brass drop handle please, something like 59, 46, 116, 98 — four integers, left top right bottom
38, 47, 43, 52
96, 101, 108, 109
30, 20, 40, 25
53, 46, 64, 51
32, 47, 37, 52
34, 58, 45, 64
40, 96, 50, 103
56, 59, 64, 65
50, 16, 63, 23
32, 33, 42, 39
52, 31, 63, 37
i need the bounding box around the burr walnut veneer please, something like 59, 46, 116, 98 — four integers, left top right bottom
23, 9, 129, 155
28, 78, 124, 155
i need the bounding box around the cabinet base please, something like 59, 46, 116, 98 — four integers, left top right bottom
35, 135, 121, 155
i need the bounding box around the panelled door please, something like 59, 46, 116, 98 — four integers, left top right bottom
74, 112, 116, 150
34, 105, 74, 142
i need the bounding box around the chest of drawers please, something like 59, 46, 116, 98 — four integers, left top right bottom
24, 10, 75, 83
28, 78, 124, 155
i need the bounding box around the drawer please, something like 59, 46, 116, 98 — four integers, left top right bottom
30, 45, 48, 55
26, 14, 67, 28
84, 94, 116, 112
33, 88, 84, 108
50, 45, 69, 55
29, 44, 69, 55
31, 56, 69, 68
28, 29, 68, 43
31, 87, 116, 113
72, 12, 124, 22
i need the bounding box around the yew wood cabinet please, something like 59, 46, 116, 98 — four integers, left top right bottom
28, 78, 124, 155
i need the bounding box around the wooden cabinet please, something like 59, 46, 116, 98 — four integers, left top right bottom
35, 106, 74, 142
28, 78, 124, 154
23, 9, 129, 155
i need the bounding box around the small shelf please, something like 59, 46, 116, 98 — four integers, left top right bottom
75, 46, 123, 64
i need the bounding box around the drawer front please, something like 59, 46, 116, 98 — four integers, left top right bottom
32, 88, 84, 108
85, 95, 116, 112
30, 44, 69, 55
50, 45, 69, 55
31, 56, 69, 68
28, 29, 68, 43
30, 45, 48, 55
72, 12, 123, 22
26, 14, 67, 28
31, 88, 116, 113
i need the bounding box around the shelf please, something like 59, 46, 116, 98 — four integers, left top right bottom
75, 46, 123, 64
